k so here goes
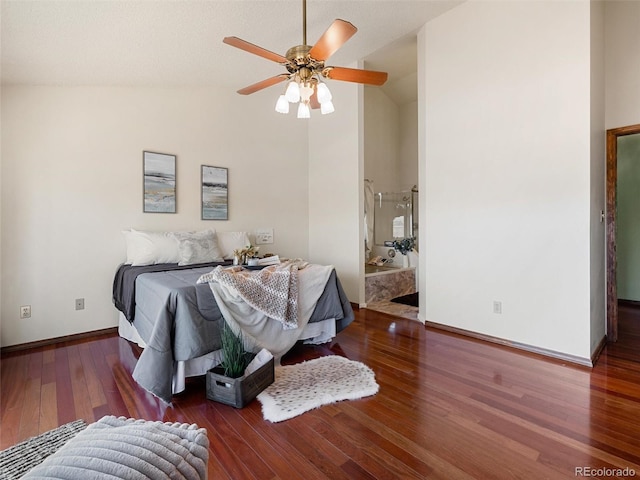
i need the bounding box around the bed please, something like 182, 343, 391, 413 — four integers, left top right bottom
112, 258, 354, 403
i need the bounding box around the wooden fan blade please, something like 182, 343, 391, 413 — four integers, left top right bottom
308, 19, 357, 61
237, 74, 289, 95
223, 36, 289, 64
309, 89, 321, 109
323, 66, 388, 86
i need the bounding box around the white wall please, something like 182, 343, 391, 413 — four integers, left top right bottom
605, 0, 640, 129
590, 0, 606, 355
0, 85, 309, 347
363, 87, 399, 194
398, 101, 418, 190
363, 90, 417, 195
421, 0, 597, 360
308, 73, 364, 304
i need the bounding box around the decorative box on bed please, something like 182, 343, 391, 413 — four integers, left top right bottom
113, 229, 354, 404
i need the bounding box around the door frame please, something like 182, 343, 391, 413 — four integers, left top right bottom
606, 123, 640, 342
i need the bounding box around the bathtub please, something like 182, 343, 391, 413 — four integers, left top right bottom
364, 264, 415, 304
365, 264, 411, 275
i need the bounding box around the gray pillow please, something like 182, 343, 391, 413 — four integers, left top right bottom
171, 229, 224, 266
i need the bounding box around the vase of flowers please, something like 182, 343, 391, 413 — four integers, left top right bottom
233, 244, 260, 265
392, 237, 415, 267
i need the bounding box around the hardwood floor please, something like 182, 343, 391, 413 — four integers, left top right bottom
3, 307, 640, 479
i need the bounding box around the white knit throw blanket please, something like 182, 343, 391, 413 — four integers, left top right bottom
198, 262, 333, 360
198, 260, 308, 329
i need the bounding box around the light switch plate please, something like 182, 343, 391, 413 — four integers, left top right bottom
255, 228, 274, 245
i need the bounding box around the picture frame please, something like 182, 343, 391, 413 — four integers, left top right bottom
201, 165, 228, 220
143, 151, 176, 213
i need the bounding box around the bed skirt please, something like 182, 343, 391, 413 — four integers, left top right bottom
118, 313, 336, 395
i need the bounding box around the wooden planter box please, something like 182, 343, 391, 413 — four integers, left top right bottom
206, 356, 274, 408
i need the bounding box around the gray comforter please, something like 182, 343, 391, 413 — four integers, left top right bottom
118, 265, 353, 403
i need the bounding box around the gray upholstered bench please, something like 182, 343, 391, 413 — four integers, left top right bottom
19, 416, 208, 480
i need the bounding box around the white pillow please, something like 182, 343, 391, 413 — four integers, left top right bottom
122, 229, 181, 266
216, 231, 251, 259
122, 230, 154, 266
171, 229, 224, 266
135, 229, 182, 264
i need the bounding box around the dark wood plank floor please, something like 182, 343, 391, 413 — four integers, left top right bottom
3, 307, 640, 479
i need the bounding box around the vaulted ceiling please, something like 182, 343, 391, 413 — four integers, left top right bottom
1, 0, 463, 104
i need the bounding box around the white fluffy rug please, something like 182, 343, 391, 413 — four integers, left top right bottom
257, 355, 379, 423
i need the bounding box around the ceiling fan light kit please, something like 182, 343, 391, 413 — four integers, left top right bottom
275, 95, 290, 114
320, 100, 335, 115
223, 0, 388, 119
297, 102, 311, 119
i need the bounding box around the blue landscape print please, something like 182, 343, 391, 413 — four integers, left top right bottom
202, 165, 228, 220
144, 152, 176, 213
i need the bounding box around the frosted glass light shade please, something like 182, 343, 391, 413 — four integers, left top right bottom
297, 102, 311, 119
275, 95, 289, 114
285, 81, 300, 103
299, 83, 314, 103
321, 100, 335, 115
316, 82, 332, 103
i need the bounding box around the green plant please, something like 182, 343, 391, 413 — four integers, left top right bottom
392, 237, 415, 256
220, 322, 250, 378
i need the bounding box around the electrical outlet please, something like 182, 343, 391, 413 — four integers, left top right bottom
75, 298, 85, 310
493, 301, 502, 314
255, 228, 274, 245
20, 305, 31, 319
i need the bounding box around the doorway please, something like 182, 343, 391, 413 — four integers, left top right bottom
606, 123, 640, 342
361, 34, 419, 318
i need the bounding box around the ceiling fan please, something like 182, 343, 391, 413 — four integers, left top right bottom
223, 0, 388, 117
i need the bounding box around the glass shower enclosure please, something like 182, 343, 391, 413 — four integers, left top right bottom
374, 187, 418, 248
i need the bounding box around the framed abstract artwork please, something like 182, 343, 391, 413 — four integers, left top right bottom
143, 151, 176, 213
201, 165, 228, 220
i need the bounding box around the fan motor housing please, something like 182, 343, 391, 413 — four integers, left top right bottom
285, 45, 324, 75
285, 44, 311, 63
